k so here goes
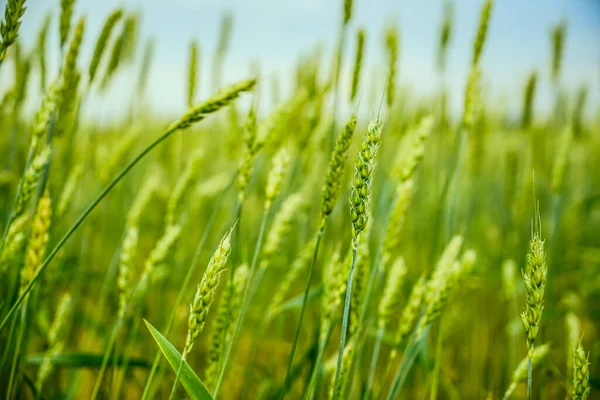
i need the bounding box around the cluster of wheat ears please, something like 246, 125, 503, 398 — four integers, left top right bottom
0, 0, 597, 398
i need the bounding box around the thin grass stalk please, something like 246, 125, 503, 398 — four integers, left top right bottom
429, 315, 446, 400
213, 210, 270, 398
386, 326, 430, 400
140, 173, 236, 399
90, 313, 125, 399
526, 358, 532, 400
281, 225, 324, 399
113, 306, 143, 398
365, 326, 385, 400
332, 238, 359, 398
305, 320, 333, 400
5, 301, 28, 400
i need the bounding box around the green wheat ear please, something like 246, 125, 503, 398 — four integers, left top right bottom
0, 0, 28, 63
169, 79, 257, 132
350, 119, 382, 240
89, 9, 124, 85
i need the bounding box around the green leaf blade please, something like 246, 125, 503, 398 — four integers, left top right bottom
144, 319, 214, 400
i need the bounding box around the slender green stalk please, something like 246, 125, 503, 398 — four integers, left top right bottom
429, 316, 446, 400
386, 326, 430, 400
332, 239, 359, 398
365, 326, 384, 400
213, 210, 269, 398
140, 173, 235, 399
281, 225, 324, 399
305, 321, 333, 400
90, 314, 125, 399
526, 358, 532, 400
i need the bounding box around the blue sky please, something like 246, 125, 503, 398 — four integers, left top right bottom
10, 0, 600, 122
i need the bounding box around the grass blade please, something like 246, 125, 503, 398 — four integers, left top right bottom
144, 319, 214, 400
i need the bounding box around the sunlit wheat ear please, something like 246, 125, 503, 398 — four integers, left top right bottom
321, 249, 346, 340
551, 125, 573, 194
0, 0, 27, 62
261, 193, 305, 269
57, 17, 85, 135
417, 262, 460, 337
472, 0, 493, 66
377, 257, 407, 329
14, 147, 51, 217
19, 189, 51, 297
183, 228, 232, 358
521, 230, 547, 359
394, 275, 427, 347
343, 0, 353, 25
165, 150, 204, 226
550, 21, 566, 84
269, 235, 317, 319
429, 235, 463, 291
102, 15, 137, 88
350, 119, 383, 240
140, 225, 182, 284
321, 114, 357, 224
384, 25, 399, 108
188, 40, 199, 107
572, 342, 591, 400
350, 29, 365, 101
57, 164, 82, 217
437, 0, 452, 70
36, 292, 73, 393
168, 79, 257, 132
264, 146, 290, 210
392, 115, 433, 181
127, 177, 158, 227
88, 9, 124, 84
521, 72, 537, 130
462, 66, 481, 131
0, 215, 28, 273
503, 344, 550, 399
205, 263, 248, 390
236, 104, 259, 202
59, 0, 75, 49
382, 179, 414, 263
117, 226, 138, 318
32, 82, 60, 143
35, 14, 51, 90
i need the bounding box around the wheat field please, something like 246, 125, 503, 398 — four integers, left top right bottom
0, 0, 598, 399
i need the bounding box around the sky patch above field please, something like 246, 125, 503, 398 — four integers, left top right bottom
10, 0, 600, 123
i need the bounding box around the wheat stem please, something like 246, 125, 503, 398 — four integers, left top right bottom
281, 225, 324, 399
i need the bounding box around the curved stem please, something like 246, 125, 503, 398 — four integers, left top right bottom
281, 226, 324, 399
0, 127, 178, 334
332, 238, 359, 399
213, 209, 270, 398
